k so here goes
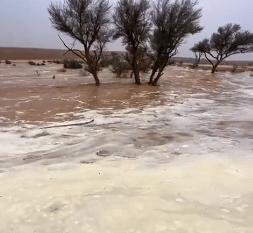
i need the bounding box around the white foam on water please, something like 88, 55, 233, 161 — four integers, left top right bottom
1, 157, 253, 233
1, 69, 253, 232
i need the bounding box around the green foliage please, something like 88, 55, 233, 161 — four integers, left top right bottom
63, 59, 83, 69
193, 23, 253, 73
110, 58, 131, 78
113, 0, 151, 84
149, 0, 203, 85
139, 57, 152, 73
190, 40, 208, 66
48, 0, 111, 85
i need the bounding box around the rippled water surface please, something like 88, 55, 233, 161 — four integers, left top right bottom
0, 63, 253, 232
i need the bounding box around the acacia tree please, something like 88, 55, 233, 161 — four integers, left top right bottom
195, 24, 253, 73
48, 0, 111, 86
190, 40, 207, 67
113, 0, 151, 84
149, 0, 203, 86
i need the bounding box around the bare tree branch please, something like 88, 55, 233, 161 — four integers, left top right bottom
48, 0, 111, 85
58, 34, 87, 63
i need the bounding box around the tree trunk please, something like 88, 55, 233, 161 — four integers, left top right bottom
197, 55, 201, 66
152, 72, 163, 86
151, 60, 167, 85
134, 70, 141, 85
211, 64, 218, 73
149, 68, 157, 84
149, 61, 161, 84
87, 58, 100, 86
92, 71, 100, 86
132, 58, 141, 85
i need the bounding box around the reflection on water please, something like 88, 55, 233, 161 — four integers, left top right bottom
0, 66, 253, 232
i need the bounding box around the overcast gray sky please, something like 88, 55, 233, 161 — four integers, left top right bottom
1, 0, 253, 60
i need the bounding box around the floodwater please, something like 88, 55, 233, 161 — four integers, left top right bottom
0, 62, 253, 232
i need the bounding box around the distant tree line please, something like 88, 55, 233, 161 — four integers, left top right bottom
48, 0, 253, 85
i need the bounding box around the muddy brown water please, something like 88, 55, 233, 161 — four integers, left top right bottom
0, 62, 222, 126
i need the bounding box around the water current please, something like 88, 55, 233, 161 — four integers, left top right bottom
0, 67, 253, 232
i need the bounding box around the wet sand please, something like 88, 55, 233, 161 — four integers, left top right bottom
0, 61, 253, 232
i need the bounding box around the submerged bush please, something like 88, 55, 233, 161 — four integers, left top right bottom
139, 58, 152, 73
100, 56, 119, 68
28, 61, 46, 66
28, 61, 36, 65
63, 59, 83, 69
53, 59, 63, 64
231, 65, 238, 73
167, 60, 176, 66
110, 59, 131, 78
58, 68, 67, 72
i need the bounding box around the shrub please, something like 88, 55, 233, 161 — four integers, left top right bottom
110, 59, 131, 78
53, 59, 63, 64
100, 56, 119, 68
28, 61, 36, 65
5, 60, 11, 64
178, 60, 183, 66
167, 60, 176, 66
63, 59, 83, 69
58, 68, 67, 72
231, 65, 238, 73
111, 52, 118, 57
188, 63, 198, 69
139, 58, 152, 73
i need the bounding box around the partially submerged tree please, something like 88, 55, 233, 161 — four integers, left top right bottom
149, 0, 203, 85
48, 0, 111, 85
113, 0, 151, 84
195, 24, 253, 73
